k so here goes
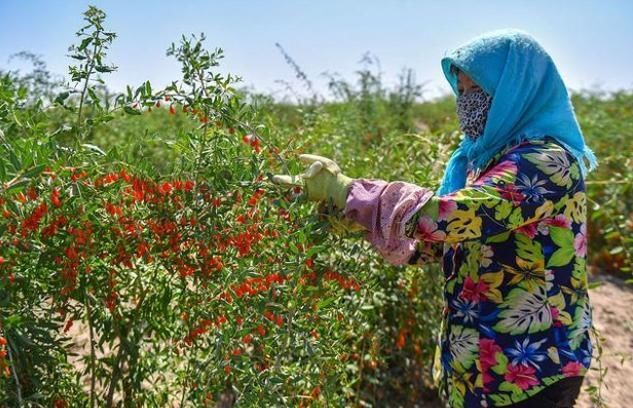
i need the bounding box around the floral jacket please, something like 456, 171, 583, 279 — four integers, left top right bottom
344, 139, 592, 407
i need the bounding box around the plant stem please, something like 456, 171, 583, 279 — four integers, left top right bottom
106, 264, 160, 406
7, 339, 23, 407
85, 290, 97, 408
179, 360, 191, 407
76, 37, 100, 142
590, 325, 607, 407
106, 340, 125, 408
353, 334, 368, 408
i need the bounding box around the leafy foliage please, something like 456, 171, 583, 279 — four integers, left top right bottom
0, 5, 630, 408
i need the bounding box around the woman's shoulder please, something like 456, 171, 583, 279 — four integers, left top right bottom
506, 136, 563, 152
503, 137, 575, 163
499, 137, 583, 190
472, 137, 579, 183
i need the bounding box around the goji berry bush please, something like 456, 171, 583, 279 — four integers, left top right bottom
0, 7, 445, 407
1, 6, 631, 408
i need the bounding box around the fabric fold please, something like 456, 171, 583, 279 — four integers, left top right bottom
343, 179, 434, 265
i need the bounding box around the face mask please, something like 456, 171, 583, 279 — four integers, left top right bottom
456, 88, 492, 140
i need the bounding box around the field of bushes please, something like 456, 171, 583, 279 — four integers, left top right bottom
0, 7, 631, 407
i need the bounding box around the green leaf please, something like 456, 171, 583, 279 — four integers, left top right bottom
82, 143, 106, 156
123, 106, 142, 115
78, 36, 93, 51
507, 207, 524, 229
22, 164, 47, 179
499, 381, 522, 395
569, 163, 580, 180
487, 231, 511, 244
490, 394, 513, 406
317, 297, 336, 309
87, 87, 100, 104
491, 352, 508, 375
495, 200, 513, 221
515, 233, 542, 260
542, 375, 564, 386
547, 226, 575, 267
547, 247, 575, 268
95, 65, 116, 73
588, 281, 603, 290
144, 81, 152, 98
550, 226, 574, 247
54, 91, 70, 105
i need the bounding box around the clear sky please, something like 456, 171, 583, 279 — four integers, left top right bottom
1, 0, 632, 100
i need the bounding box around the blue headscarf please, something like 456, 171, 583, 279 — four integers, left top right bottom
437, 29, 597, 196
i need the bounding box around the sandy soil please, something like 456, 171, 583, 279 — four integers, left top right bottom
575, 274, 633, 408
65, 275, 632, 407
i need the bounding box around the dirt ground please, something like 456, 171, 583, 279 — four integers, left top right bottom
575, 274, 633, 408
66, 274, 632, 407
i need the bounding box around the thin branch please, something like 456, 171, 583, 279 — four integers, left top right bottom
7, 340, 23, 407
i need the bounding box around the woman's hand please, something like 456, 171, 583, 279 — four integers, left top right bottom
272, 154, 354, 209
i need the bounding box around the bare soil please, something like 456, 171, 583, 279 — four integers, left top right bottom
66, 275, 633, 407
576, 274, 633, 408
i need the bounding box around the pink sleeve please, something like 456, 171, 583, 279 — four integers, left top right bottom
343, 179, 434, 265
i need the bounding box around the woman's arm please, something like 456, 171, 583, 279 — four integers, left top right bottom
344, 141, 581, 265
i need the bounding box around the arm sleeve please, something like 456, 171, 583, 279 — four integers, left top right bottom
343, 179, 434, 265
343, 142, 576, 265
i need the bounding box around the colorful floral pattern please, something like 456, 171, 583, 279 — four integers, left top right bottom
344, 139, 592, 407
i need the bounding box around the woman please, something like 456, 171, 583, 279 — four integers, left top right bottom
273, 29, 596, 407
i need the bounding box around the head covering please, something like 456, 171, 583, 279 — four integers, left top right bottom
437, 29, 597, 196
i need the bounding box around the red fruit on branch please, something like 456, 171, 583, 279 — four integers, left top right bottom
395, 329, 407, 350
21, 202, 48, 235
119, 168, 132, 182
242, 134, 261, 153
27, 187, 38, 200
264, 311, 275, 322
159, 182, 173, 195
63, 319, 74, 333
105, 202, 122, 217
53, 399, 68, 408
51, 188, 62, 208
247, 188, 265, 206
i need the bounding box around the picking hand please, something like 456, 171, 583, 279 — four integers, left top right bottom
272, 154, 354, 209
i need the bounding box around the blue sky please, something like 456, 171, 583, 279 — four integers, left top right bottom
1, 1, 632, 100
